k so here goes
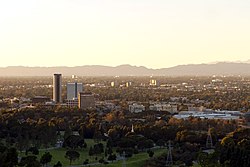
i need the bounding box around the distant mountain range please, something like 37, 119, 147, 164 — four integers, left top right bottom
0, 62, 250, 76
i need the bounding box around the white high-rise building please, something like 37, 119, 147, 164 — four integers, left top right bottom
67, 83, 83, 100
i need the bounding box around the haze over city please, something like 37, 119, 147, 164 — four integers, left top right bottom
1, 0, 250, 68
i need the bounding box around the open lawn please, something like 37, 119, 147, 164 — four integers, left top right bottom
95, 148, 166, 167
20, 139, 106, 166
20, 139, 167, 167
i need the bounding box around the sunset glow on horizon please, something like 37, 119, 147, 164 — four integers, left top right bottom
0, 0, 250, 68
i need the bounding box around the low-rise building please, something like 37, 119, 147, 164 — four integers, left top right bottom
173, 110, 240, 120
129, 103, 145, 113
96, 101, 117, 111
32, 96, 50, 104
66, 98, 78, 108
149, 103, 178, 113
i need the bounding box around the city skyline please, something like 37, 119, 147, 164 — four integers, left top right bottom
1, 0, 250, 68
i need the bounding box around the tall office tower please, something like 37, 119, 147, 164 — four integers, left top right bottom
53, 74, 62, 103
67, 83, 83, 100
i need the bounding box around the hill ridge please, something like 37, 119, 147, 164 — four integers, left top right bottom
0, 62, 250, 76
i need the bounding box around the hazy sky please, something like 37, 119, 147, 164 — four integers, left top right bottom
0, 0, 250, 68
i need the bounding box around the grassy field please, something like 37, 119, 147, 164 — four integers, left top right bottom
20, 139, 167, 167
20, 139, 106, 166
95, 148, 167, 167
